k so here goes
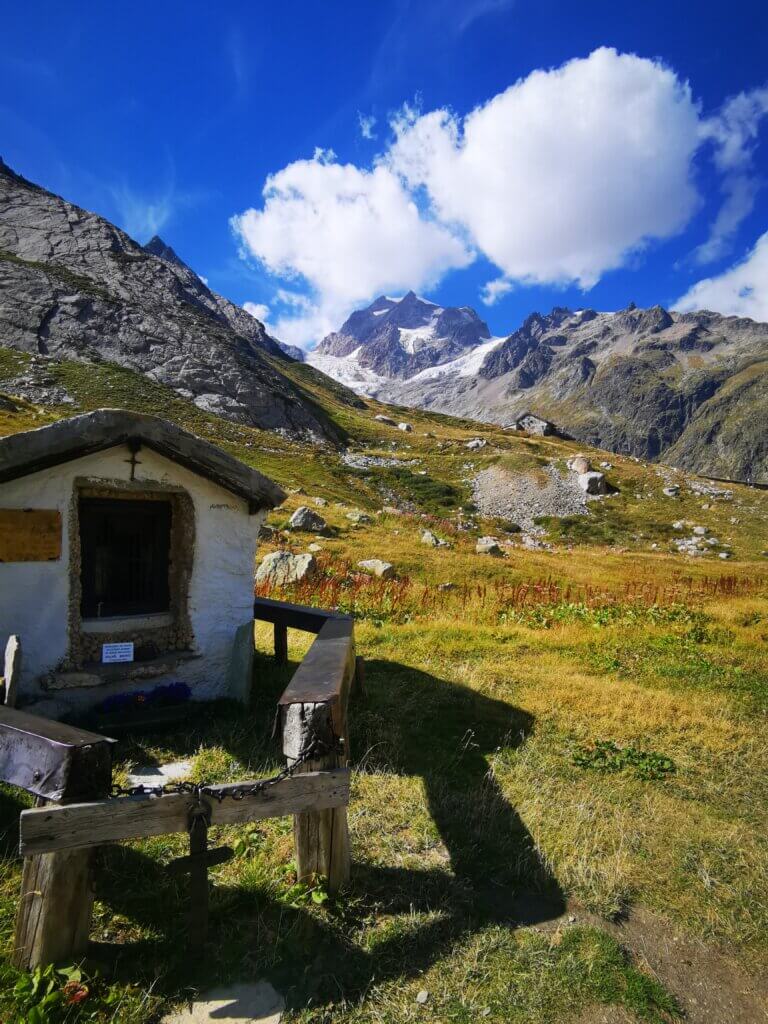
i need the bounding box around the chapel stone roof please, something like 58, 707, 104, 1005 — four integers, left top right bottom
0, 409, 285, 511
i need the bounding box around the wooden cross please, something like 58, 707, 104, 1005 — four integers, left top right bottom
166, 799, 233, 951
124, 440, 142, 481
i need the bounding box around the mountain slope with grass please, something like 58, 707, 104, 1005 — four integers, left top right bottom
0, 157, 348, 440
1, 337, 768, 1022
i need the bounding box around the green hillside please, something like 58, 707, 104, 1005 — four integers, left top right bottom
1, 350, 767, 1022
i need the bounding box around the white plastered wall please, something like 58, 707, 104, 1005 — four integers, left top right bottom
0, 444, 265, 710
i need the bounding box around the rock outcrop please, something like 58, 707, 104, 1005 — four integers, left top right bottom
0, 159, 342, 440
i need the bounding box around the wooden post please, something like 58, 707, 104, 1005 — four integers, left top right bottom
283, 702, 350, 894
274, 623, 288, 665
14, 829, 95, 970
353, 655, 365, 697
7, 710, 114, 971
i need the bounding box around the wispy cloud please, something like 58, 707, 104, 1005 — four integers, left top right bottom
1, 55, 56, 84
694, 85, 768, 263
108, 170, 204, 244
358, 111, 377, 140
109, 184, 178, 242
227, 26, 250, 101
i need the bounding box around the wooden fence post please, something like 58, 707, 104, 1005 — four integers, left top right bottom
3, 709, 114, 971
283, 701, 350, 894
14, 834, 95, 970
274, 623, 288, 665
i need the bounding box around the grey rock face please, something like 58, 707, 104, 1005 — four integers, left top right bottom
288, 506, 328, 533
0, 159, 339, 439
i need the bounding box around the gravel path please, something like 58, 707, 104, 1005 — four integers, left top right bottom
472, 463, 594, 532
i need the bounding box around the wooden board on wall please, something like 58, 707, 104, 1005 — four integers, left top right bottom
0, 510, 62, 562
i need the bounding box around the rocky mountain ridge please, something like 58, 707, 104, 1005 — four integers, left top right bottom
0, 159, 341, 440
308, 292, 492, 388
314, 297, 768, 481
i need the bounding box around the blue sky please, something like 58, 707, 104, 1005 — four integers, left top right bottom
4, 0, 768, 347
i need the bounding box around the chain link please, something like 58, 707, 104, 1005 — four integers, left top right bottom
109, 733, 342, 802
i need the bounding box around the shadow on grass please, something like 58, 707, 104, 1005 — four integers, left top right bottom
86, 655, 564, 1009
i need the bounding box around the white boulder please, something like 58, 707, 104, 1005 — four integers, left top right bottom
357, 559, 395, 579
476, 536, 503, 556
256, 551, 317, 586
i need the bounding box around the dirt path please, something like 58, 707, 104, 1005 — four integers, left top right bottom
544, 903, 768, 1023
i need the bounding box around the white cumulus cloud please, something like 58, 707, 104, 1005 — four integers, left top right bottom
232, 48, 768, 343
243, 301, 271, 323
675, 231, 768, 322
388, 47, 702, 288
232, 153, 472, 347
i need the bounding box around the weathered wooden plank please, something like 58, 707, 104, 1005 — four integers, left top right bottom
3, 635, 21, 708
254, 596, 342, 634
278, 617, 355, 711
20, 768, 350, 855
13, 839, 94, 971
0, 509, 62, 562
0, 706, 114, 801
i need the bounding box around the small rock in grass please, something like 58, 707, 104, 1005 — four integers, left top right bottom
476, 536, 503, 556
438, 582, 456, 591
672, 520, 685, 530
719, 551, 732, 559
308, 542, 323, 552
692, 525, 708, 536
127, 759, 192, 788
375, 414, 396, 426
568, 454, 591, 474
663, 485, 680, 497
313, 497, 328, 507
161, 980, 284, 1024
415, 990, 429, 1005
346, 511, 373, 524
600, 461, 613, 469
466, 437, 486, 450
577, 471, 608, 495
421, 529, 440, 546
288, 506, 328, 533
357, 559, 394, 579
398, 422, 413, 432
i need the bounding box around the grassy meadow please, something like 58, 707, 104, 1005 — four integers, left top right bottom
0, 350, 767, 1022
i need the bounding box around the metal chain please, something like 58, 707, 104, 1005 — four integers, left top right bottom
109, 732, 342, 802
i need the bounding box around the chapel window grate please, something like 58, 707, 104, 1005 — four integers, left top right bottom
79, 498, 172, 618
